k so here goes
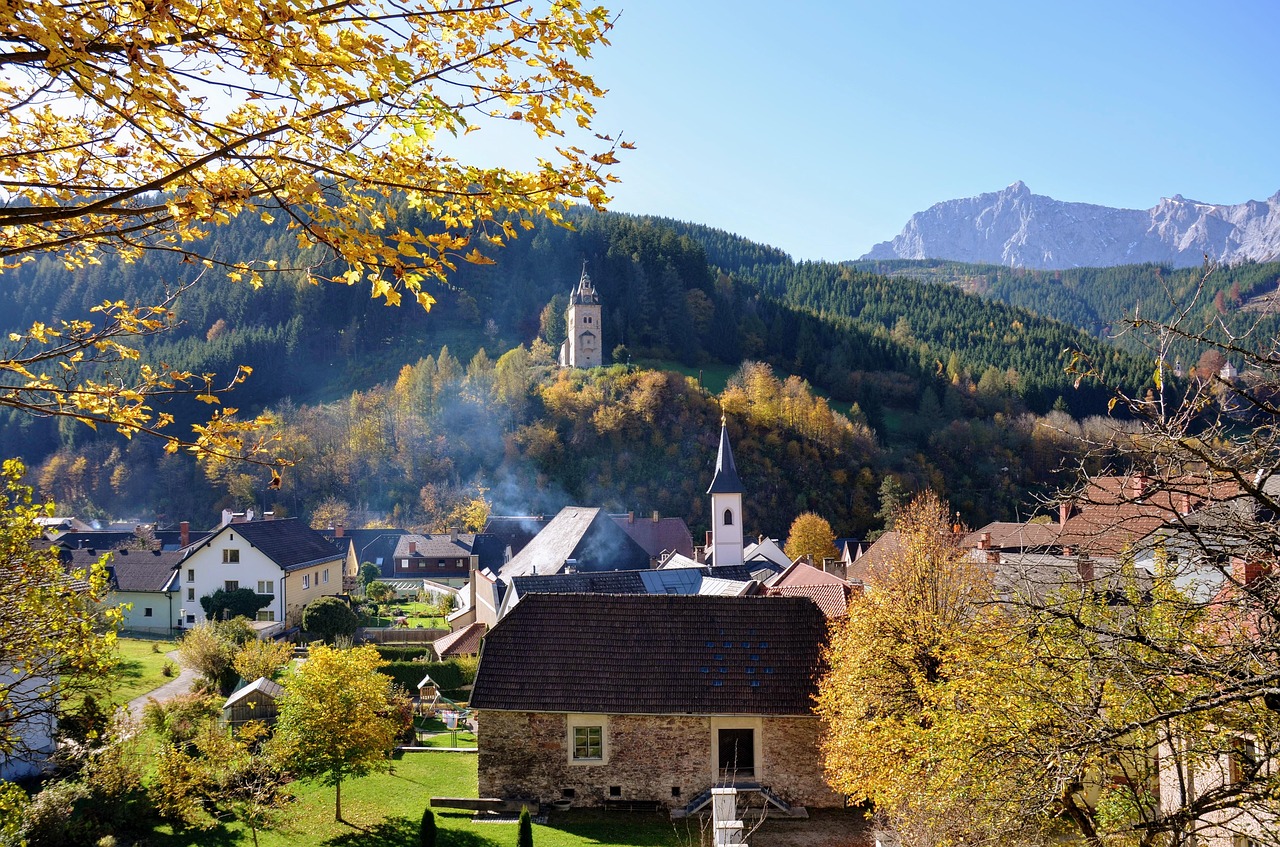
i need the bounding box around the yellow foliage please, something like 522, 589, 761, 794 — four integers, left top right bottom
0, 0, 622, 469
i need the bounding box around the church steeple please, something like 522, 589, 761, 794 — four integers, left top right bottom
708, 415, 744, 567
559, 261, 602, 368
707, 415, 744, 494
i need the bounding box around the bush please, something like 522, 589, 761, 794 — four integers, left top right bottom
19, 781, 95, 847
380, 658, 477, 698
374, 646, 434, 662
141, 693, 221, 746
419, 806, 437, 847
301, 596, 358, 643
517, 806, 533, 847
161, 660, 178, 678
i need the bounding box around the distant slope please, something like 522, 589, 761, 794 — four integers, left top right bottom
862, 181, 1280, 270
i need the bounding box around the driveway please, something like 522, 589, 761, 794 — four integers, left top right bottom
126, 650, 199, 718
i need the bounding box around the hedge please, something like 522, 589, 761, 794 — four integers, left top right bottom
380, 657, 477, 700
374, 646, 434, 662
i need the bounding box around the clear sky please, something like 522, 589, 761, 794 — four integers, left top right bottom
528, 0, 1280, 261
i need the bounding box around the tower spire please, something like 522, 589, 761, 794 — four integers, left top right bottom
707, 416, 744, 494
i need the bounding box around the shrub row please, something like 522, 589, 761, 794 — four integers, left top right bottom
380, 658, 477, 699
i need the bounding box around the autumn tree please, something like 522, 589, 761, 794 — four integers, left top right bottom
0, 0, 623, 469
232, 638, 294, 684
178, 618, 255, 694
783, 512, 838, 564
815, 491, 1047, 847
0, 459, 122, 767
270, 644, 406, 821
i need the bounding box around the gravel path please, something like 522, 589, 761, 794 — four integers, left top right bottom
126, 650, 198, 718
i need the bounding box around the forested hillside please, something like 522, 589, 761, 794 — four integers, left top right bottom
2, 206, 1158, 535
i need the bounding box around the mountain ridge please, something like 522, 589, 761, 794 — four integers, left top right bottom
863, 182, 1280, 269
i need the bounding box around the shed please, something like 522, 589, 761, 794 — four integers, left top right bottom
222, 677, 286, 728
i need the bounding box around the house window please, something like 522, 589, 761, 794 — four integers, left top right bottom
186, 614, 196, 624
302, 575, 311, 589
717, 728, 756, 778
723, 509, 734, 526
256, 610, 276, 622
187, 569, 195, 582
257, 580, 274, 595
323, 569, 329, 584
573, 726, 603, 761
438, 559, 446, 568
225, 580, 239, 592
143, 607, 153, 617
223, 549, 240, 564
187, 588, 195, 601
400, 560, 409, 570
1231, 737, 1258, 784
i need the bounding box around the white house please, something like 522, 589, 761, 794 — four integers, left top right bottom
175, 517, 344, 632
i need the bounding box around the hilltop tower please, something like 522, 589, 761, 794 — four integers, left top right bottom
707, 416, 744, 567
559, 263, 602, 368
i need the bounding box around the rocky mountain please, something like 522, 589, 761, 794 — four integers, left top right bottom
863, 181, 1280, 269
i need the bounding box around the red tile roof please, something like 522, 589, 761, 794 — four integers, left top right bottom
433, 622, 486, 659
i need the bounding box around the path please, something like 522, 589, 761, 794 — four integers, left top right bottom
126, 650, 198, 718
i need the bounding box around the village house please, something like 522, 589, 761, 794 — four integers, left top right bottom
60, 545, 184, 634
470, 593, 841, 813
390, 529, 505, 587
174, 516, 344, 632
496, 506, 651, 580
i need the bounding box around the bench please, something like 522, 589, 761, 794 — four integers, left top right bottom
430, 797, 538, 814
604, 798, 664, 813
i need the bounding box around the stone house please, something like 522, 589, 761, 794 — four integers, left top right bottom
470, 593, 841, 812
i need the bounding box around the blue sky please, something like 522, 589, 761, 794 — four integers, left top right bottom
538, 1, 1280, 261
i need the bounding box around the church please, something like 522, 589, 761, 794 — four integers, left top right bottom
558, 263, 602, 368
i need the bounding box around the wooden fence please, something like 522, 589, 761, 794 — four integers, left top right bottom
357, 626, 450, 645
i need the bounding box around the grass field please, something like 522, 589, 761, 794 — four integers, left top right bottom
360, 600, 447, 629
146, 751, 688, 847
105, 637, 180, 705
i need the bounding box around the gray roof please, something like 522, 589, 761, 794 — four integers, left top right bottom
195, 519, 342, 572
707, 419, 745, 494
471, 594, 828, 715
497, 507, 652, 580
56, 546, 183, 592
223, 677, 285, 709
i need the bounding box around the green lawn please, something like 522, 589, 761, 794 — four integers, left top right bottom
360, 600, 447, 629
105, 637, 180, 705
145, 751, 688, 847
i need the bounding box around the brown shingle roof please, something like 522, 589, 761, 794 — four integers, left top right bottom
961, 521, 1060, 552
433, 622, 486, 659
768, 583, 854, 619
471, 594, 827, 715
611, 514, 695, 558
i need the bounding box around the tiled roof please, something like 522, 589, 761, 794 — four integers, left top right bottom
433, 622, 486, 658
766, 560, 852, 589
471, 594, 828, 715
103, 548, 184, 592
482, 516, 552, 558
961, 521, 1060, 552
611, 514, 695, 558
223, 677, 285, 709
208, 519, 342, 572
1056, 475, 1232, 557
848, 532, 901, 583
497, 507, 651, 580
769, 583, 854, 618
394, 534, 473, 559
510, 570, 650, 595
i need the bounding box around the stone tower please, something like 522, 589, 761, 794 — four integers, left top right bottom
559, 263, 602, 368
707, 416, 744, 567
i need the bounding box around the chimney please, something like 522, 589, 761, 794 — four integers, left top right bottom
705, 530, 713, 548
627, 511, 635, 524
1178, 492, 1192, 516
450, 526, 459, 542
409, 541, 417, 556
246, 508, 255, 522
180, 521, 190, 547
978, 532, 992, 550
1130, 473, 1148, 500
1233, 557, 1269, 585
336, 523, 345, 538
652, 511, 659, 523
1077, 554, 1094, 583
264, 511, 274, 520
1059, 499, 1074, 527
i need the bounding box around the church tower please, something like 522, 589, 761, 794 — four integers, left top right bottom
707, 416, 744, 567
559, 263, 602, 368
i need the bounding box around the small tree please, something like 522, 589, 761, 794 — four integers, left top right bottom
270, 645, 403, 821
301, 597, 358, 644
365, 581, 396, 606
178, 619, 255, 694
419, 806, 437, 847
232, 638, 294, 683
783, 512, 838, 564
199, 587, 272, 622
517, 806, 534, 847
359, 562, 381, 591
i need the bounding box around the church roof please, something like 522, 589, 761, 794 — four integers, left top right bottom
706, 418, 744, 494
570, 263, 598, 305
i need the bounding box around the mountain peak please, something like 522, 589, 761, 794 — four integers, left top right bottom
862, 186, 1280, 269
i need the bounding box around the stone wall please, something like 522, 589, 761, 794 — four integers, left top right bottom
477, 710, 842, 809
